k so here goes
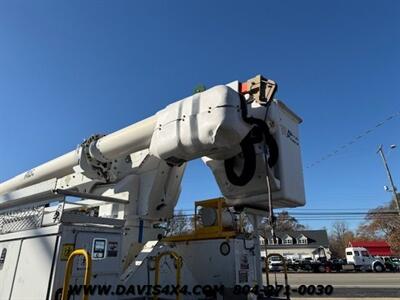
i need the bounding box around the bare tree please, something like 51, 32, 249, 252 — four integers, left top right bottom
356, 198, 400, 254
261, 210, 306, 232
165, 210, 194, 236
274, 211, 307, 231
329, 221, 354, 258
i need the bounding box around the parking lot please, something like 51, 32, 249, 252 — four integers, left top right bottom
263, 272, 400, 298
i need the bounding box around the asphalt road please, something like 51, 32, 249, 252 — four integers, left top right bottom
262, 272, 400, 298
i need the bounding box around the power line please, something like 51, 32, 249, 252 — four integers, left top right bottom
306, 111, 400, 169
175, 207, 394, 212
283, 208, 382, 211
172, 211, 399, 218
288, 211, 398, 216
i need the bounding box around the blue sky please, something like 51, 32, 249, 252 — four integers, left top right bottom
0, 1, 399, 231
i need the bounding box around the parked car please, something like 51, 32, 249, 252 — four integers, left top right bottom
378, 256, 400, 272
268, 255, 284, 272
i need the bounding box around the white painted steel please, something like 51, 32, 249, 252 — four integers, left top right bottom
0, 179, 59, 211
0, 117, 156, 196
0, 85, 249, 198
0, 76, 306, 211
95, 115, 156, 161
150, 85, 250, 162
204, 98, 305, 208
10, 235, 58, 300
123, 237, 262, 297
0, 222, 124, 300
0, 240, 22, 299
0, 150, 79, 196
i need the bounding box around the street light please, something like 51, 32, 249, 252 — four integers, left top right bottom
384, 185, 391, 192
377, 144, 400, 216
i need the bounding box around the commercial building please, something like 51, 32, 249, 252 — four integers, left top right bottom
260, 230, 331, 260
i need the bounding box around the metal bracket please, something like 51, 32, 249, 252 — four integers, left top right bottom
241, 75, 277, 104
54, 189, 129, 204
80, 134, 112, 181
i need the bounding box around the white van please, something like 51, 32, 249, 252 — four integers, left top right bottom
345, 247, 385, 272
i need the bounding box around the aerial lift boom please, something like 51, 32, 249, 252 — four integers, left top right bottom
0, 75, 305, 300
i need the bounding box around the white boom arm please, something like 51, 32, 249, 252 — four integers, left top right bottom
0, 115, 156, 195
0, 75, 305, 211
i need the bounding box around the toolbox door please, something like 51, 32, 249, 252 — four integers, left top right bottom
11, 235, 58, 300
0, 240, 22, 300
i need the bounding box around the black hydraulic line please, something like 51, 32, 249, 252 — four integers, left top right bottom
224, 132, 257, 186
223, 94, 279, 186
248, 117, 279, 167
239, 94, 278, 168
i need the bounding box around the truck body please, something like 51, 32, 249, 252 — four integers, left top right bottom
345, 247, 385, 272
0, 75, 307, 299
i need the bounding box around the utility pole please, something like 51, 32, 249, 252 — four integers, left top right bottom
377, 144, 400, 216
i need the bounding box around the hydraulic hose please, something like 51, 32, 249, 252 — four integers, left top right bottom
223, 94, 279, 186
224, 131, 257, 186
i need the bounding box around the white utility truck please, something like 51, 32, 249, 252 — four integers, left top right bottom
0, 75, 305, 299
345, 247, 385, 272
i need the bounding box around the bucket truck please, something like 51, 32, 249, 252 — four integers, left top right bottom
0, 75, 305, 299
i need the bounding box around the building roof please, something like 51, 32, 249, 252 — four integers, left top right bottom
262, 229, 329, 248
349, 240, 393, 256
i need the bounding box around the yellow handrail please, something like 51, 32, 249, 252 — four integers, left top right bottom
265, 253, 289, 300
153, 251, 183, 300
61, 249, 92, 300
